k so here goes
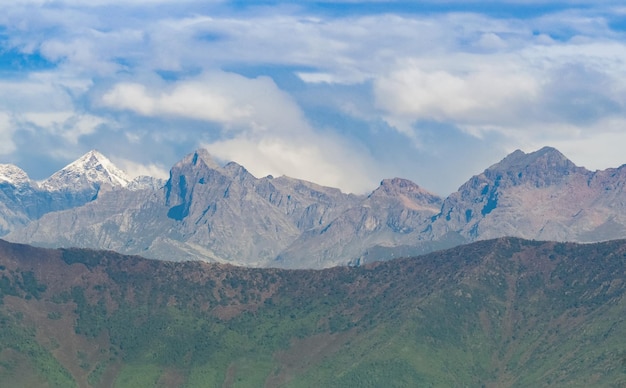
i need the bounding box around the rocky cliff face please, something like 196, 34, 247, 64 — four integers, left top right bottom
275, 178, 443, 268
5, 146, 626, 268
161, 149, 302, 264
8, 150, 363, 266
429, 146, 626, 243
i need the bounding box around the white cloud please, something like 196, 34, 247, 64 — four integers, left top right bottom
372, 30, 626, 155
0, 0, 213, 6
115, 158, 169, 179
101, 71, 380, 193
21, 112, 74, 128
101, 71, 306, 132
296, 72, 337, 84
0, 113, 16, 155
20, 111, 105, 143
62, 114, 106, 144
375, 61, 539, 126
0, 78, 73, 113
496, 116, 626, 170
143, 81, 248, 123
0, 74, 109, 153
204, 136, 378, 193
551, 131, 626, 171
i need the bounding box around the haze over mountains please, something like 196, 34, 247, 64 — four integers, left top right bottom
2, 146, 626, 268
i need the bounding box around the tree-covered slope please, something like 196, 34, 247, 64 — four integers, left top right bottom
0, 237, 625, 387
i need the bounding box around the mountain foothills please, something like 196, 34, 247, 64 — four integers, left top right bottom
1, 237, 626, 387
2, 146, 626, 268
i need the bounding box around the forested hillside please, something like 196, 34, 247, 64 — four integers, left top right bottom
1, 238, 626, 387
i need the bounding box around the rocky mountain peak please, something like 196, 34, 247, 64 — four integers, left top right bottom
480, 146, 586, 189
223, 161, 255, 181
370, 178, 442, 208
0, 164, 31, 187
175, 149, 222, 172
491, 146, 576, 173
164, 149, 233, 219
40, 150, 130, 192
374, 178, 427, 195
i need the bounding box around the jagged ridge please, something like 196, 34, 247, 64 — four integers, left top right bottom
4, 146, 626, 269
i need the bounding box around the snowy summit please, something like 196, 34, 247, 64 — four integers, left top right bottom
0, 164, 32, 187
40, 150, 130, 192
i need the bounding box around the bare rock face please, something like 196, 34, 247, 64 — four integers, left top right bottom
156, 151, 362, 265
6, 145, 626, 269
161, 149, 302, 264
254, 175, 361, 231
429, 146, 626, 243
274, 178, 443, 268
9, 150, 362, 267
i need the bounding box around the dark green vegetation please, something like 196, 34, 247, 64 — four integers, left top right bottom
1, 238, 626, 387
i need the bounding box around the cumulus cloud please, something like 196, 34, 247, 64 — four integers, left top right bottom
0, 74, 110, 159
115, 158, 169, 179
549, 129, 626, 171
374, 61, 539, 127
204, 136, 377, 193
100, 71, 380, 192
100, 71, 310, 132
0, 78, 73, 113
373, 30, 626, 158
21, 112, 106, 144
102, 75, 256, 126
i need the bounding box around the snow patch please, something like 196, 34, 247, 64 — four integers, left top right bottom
40, 150, 131, 191
0, 164, 31, 187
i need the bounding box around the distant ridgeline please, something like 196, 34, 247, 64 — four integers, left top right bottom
1, 238, 626, 386
2, 146, 626, 268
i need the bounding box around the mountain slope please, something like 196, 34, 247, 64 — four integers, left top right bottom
162, 149, 304, 264
8, 150, 363, 266
1, 238, 626, 386
429, 146, 626, 243
5, 146, 626, 268
0, 151, 135, 237
40, 149, 130, 193
275, 178, 443, 268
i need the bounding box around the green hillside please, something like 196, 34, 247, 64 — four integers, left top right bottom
0, 238, 626, 387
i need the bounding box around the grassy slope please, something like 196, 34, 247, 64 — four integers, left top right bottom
0, 238, 625, 386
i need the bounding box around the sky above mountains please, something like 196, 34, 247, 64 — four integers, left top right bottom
1, 0, 625, 194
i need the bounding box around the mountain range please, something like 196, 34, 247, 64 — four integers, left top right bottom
2, 146, 626, 268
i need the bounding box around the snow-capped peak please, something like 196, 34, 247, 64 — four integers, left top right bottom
0, 164, 31, 187
41, 150, 130, 191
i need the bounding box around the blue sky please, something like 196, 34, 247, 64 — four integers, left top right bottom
1, 0, 626, 194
